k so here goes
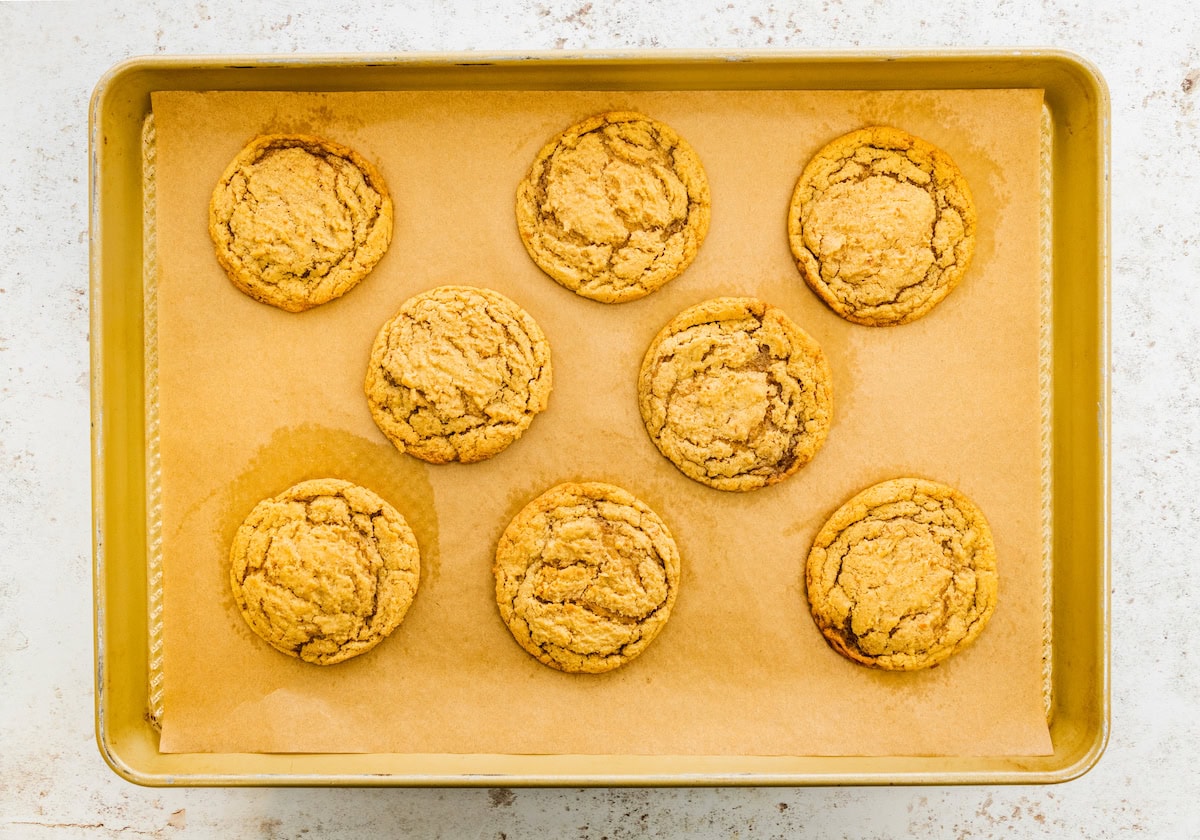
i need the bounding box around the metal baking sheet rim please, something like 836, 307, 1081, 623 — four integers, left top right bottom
89, 50, 1110, 787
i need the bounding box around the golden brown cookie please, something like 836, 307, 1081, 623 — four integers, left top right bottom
638, 297, 833, 492
209, 134, 393, 312
787, 126, 976, 326
805, 477, 998, 671
364, 285, 553, 464
229, 478, 420, 665
516, 111, 711, 303
494, 482, 681, 674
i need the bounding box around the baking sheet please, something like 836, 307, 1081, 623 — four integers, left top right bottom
150, 88, 1052, 756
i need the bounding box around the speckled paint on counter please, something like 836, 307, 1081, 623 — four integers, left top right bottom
1, 1, 1197, 837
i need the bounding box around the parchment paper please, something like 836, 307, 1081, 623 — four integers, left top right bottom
152, 88, 1052, 756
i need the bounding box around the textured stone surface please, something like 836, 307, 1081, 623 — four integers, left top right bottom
1, 0, 1195, 836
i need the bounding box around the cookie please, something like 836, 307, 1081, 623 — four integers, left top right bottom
209, 134, 393, 312
787, 126, 976, 326
494, 482, 681, 674
805, 477, 998, 671
638, 297, 833, 492
364, 285, 553, 464
229, 478, 420, 665
516, 111, 711, 303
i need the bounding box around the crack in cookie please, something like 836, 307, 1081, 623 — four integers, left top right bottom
494, 482, 681, 673
209, 134, 393, 312
516, 111, 711, 303
638, 297, 833, 492
364, 286, 553, 464
229, 478, 420, 665
805, 477, 998, 671
788, 126, 976, 326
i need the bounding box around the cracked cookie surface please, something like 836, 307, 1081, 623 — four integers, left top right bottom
805, 477, 998, 671
209, 134, 393, 312
516, 111, 711, 303
229, 478, 420, 665
364, 285, 553, 464
494, 482, 681, 674
638, 297, 833, 492
788, 126, 976, 326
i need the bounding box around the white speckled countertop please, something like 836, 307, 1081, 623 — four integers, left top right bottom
1, 1, 1196, 836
